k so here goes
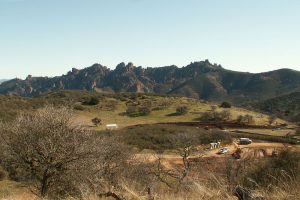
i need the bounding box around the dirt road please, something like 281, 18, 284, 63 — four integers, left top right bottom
134, 142, 290, 170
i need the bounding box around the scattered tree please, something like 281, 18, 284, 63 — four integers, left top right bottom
83, 96, 99, 105
91, 117, 102, 127
176, 106, 188, 115
200, 110, 231, 122
138, 106, 151, 116
126, 105, 151, 117
154, 132, 203, 189
220, 102, 232, 108
160, 98, 170, 108
237, 114, 255, 125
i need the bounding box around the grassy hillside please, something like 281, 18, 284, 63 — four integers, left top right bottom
0, 90, 286, 129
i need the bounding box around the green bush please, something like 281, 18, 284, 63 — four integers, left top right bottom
82, 96, 99, 105
200, 110, 231, 122
220, 102, 232, 108
126, 105, 151, 117
176, 106, 188, 115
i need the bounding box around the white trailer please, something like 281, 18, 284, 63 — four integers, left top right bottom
106, 124, 118, 130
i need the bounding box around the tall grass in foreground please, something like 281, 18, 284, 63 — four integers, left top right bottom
1, 173, 300, 200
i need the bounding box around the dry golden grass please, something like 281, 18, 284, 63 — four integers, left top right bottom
72, 95, 284, 130
2, 178, 300, 200
0, 180, 36, 200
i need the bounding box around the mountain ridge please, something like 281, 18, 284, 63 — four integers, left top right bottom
0, 79, 9, 84
1, 60, 300, 104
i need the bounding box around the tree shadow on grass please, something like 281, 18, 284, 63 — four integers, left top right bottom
165, 112, 182, 117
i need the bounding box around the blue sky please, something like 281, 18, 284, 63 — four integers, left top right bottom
0, 0, 300, 79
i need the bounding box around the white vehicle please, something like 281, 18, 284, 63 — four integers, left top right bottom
218, 147, 229, 154
239, 138, 252, 145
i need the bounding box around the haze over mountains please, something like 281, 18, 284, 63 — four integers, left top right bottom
1, 60, 300, 104
0, 79, 8, 84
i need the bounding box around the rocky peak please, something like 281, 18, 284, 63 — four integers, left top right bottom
88, 63, 106, 71
26, 75, 32, 80
71, 68, 79, 74
127, 62, 134, 69
184, 61, 223, 74
115, 62, 136, 73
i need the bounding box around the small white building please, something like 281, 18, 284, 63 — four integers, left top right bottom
106, 124, 118, 130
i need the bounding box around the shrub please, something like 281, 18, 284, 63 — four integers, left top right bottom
91, 117, 102, 127
138, 106, 151, 116
200, 110, 231, 122
237, 114, 255, 125
82, 96, 99, 105
126, 105, 151, 117
176, 106, 188, 115
220, 102, 232, 108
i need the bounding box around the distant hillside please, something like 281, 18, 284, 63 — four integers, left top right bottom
0, 90, 280, 128
1, 60, 300, 104
253, 92, 300, 122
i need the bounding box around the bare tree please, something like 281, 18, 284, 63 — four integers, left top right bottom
154, 132, 203, 189
201, 110, 231, 122
0, 106, 130, 199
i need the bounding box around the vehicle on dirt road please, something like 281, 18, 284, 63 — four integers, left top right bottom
218, 147, 229, 154
239, 138, 252, 145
